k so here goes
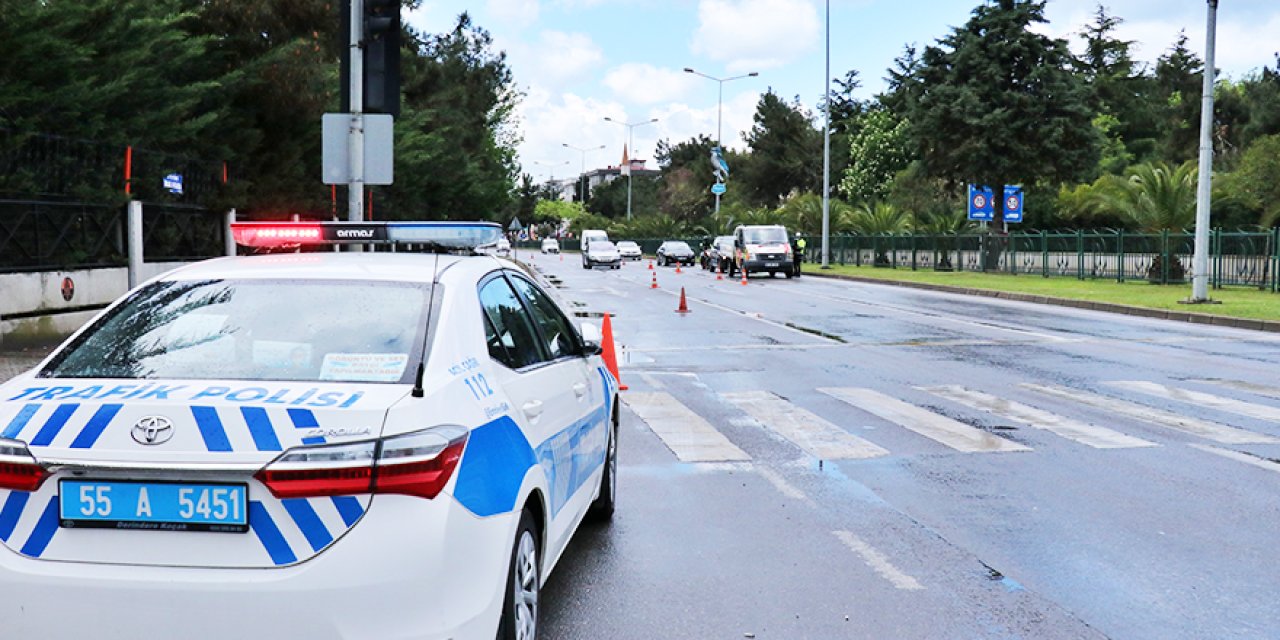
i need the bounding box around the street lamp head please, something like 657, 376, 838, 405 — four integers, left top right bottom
748, 72, 759, 77
683, 67, 694, 73
649, 118, 659, 124
561, 143, 569, 148
603, 116, 614, 122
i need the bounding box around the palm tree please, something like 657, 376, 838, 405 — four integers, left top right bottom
847, 202, 911, 235
1091, 162, 1198, 232
1090, 161, 1198, 282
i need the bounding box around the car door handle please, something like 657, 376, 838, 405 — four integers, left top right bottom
572, 383, 587, 398
522, 400, 544, 419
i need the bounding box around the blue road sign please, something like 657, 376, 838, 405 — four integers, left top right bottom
967, 184, 994, 221
711, 182, 727, 195
163, 173, 184, 195
1003, 186, 1024, 223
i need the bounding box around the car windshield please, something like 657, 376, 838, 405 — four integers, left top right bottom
742, 228, 787, 244
42, 279, 430, 383
593, 241, 616, 251
667, 242, 692, 252
619, 242, 638, 248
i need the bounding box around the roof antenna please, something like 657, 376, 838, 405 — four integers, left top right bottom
411, 253, 440, 398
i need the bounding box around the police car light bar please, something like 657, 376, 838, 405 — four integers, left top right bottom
231, 221, 504, 250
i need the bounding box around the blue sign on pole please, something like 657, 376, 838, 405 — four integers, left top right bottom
967, 184, 994, 221
163, 173, 184, 195
710, 183, 727, 195
1003, 186, 1024, 223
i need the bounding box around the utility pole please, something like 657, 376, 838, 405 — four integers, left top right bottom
684, 68, 759, 215
603, 117, 658, 221
1189, 0, 1219, 302
347, 0, 364, 225
820, 0, 831, 269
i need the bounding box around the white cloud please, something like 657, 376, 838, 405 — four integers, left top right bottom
691, 0, 821, 72
603, 64, 702, 105
501, 30, 605, 93
485, 0, 540, 29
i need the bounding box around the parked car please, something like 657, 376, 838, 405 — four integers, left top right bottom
701, 235, 735, 272
731, 225, 793, 278
0, 220, 620, 639
584, 240, 622, 269
493, 237, 512, 258
541, 238, 560, 254
656, 241, 696, 267
616, 241, 643, 261
580, 230, 611, 268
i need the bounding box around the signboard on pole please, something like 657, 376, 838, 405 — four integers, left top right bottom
163, 173, 184, 195
710, 183, 727, 195
967, 184, 994, 221
322, 113, 395, 185
1003, 186, 1024, 223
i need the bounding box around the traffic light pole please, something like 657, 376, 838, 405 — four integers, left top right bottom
348, 0, 365, 225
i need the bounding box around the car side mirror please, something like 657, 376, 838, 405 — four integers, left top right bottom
579, 321, 604, 356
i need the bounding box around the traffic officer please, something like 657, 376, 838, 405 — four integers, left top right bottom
793, 235, 807, 277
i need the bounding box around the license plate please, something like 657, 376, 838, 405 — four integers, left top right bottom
765, 262, 780, 267
60, 480, 248, 533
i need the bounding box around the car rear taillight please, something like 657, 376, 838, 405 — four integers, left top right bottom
0, 439, 48, 492
255, 427, 468, 500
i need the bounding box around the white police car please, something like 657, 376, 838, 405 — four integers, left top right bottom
0, 221, 619, 640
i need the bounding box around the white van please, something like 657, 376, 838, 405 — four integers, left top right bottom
580, 229, 611, 268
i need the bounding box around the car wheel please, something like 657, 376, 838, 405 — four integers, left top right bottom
498, 509, 540, 640
589, 414, 617, 521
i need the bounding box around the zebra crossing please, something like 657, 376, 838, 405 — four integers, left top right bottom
624, 378, 1280, 474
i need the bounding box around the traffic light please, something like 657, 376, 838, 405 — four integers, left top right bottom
340, 0, 401, 117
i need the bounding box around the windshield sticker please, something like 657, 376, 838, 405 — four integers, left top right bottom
254, 341, 313, 371
320, 353, 409, 382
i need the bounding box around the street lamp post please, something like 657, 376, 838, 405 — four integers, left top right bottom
821, 0, 831, 269
683, 68, 759, 214
603, 117, 658, 221
1190, 0, 1219, 303
562, 143, 605, 203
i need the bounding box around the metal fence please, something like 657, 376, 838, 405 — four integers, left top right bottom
519, 229, 1280, 292
797, 230, 1278, 291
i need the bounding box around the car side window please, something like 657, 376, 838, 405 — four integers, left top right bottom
478, 276, 547, 369
507, 274, 580, 361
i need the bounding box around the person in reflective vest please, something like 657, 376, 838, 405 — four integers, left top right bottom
793, 236, 807, 277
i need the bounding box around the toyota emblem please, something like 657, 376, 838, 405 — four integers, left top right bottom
131, 416, 174, 445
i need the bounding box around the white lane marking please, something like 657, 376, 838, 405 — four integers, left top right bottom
755, 467, 817, 507
722, 390, 889, 460
623, 392, 751, 463
1107, 381, 1280, 423
637, 373, 666, 390
819, 388, 1031, 453
833, 530, 925, 591
1024, 384, 1277, 445
1189, 444, 1280, 475
1193, 379, 1280, 401
921, 385, 1157, 449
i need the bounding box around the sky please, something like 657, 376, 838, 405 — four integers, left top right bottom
405, 0, 1280, 183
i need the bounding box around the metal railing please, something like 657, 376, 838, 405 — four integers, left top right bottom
518, 229, 1280, 292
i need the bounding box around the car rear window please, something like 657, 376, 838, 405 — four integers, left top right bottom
41, 279, 430, 383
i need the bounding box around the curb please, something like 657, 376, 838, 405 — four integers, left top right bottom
810, 272, 1280, 334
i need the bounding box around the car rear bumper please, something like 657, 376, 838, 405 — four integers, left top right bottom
0, 495, 516, 640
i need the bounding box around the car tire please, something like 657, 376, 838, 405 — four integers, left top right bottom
589, 413, 617, 521
497, 509, 540, 640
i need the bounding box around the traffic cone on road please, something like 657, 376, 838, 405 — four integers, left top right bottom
648, 260, 654, 270
600, 313, 627, 390
675, 288, 691, 314
650, 270, 659, 289
675, 263, 682, 274
715, 262, 723, 280
740, 269, 748, 286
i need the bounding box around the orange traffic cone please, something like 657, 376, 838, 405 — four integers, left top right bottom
675, 263, 682, 274
715, 262, 723, 280
675, 288, 691, 314
559, 252, 563, 262
650, 270, 659, 289
647, 260, 654, 270
740, 268, 748, 286
600, 313, 627, 391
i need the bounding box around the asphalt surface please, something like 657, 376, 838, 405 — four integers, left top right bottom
3, 255, 1278, 639
526, 252, 1280, 640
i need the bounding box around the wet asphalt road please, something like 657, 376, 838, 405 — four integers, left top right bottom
527, 252, 1280, 640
